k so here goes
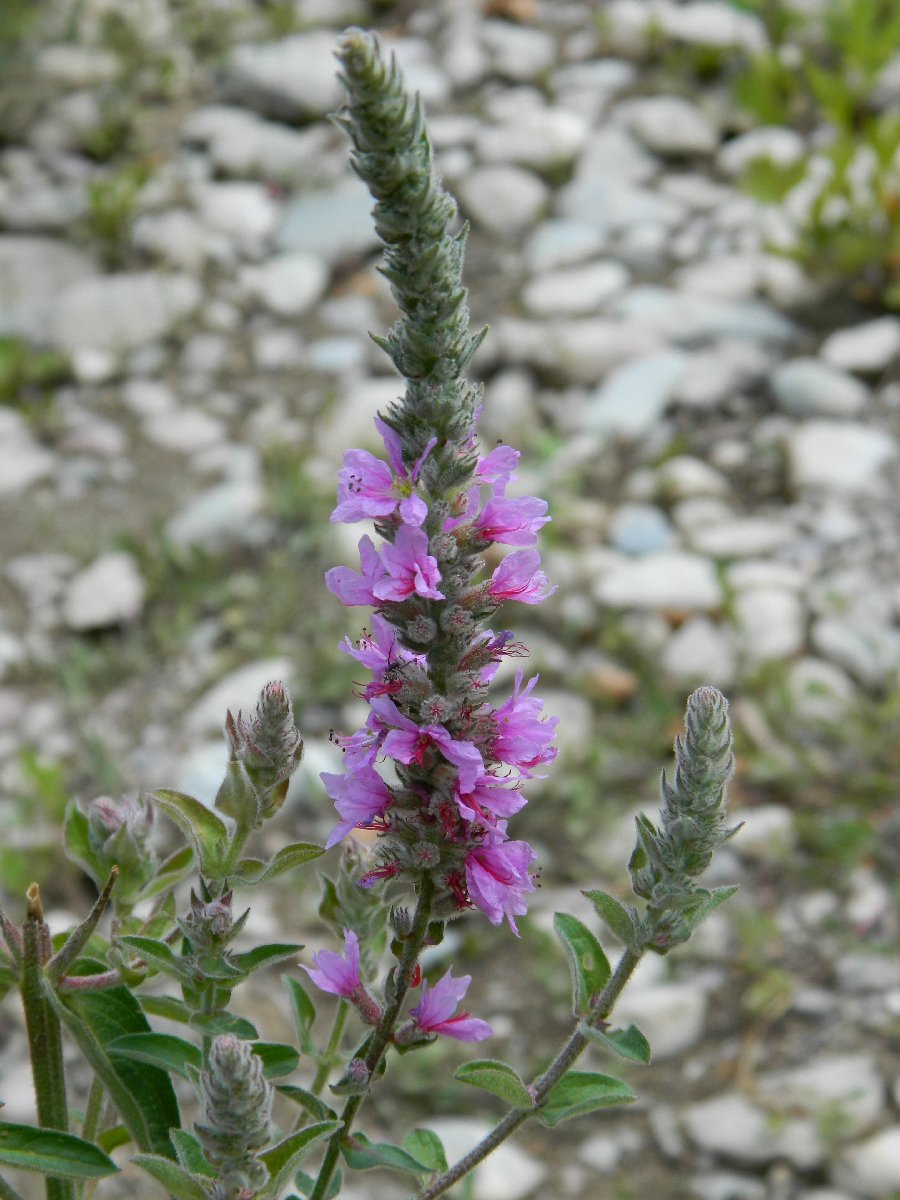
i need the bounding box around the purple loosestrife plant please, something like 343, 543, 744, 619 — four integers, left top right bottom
0, 28, 741, 1200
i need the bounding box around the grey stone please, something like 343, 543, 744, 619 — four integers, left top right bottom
37, 44, 120, 85
683, 1092, 822, 1169
480, 20, 557, 81
661, 618, 737, 688
193, 182, 279, 245
131, 210, 210, 271
615, 95, 719, 157
523, 219, 607, 273
658, 2, 768, 52
674, 340, 771, 408
543, 318, 663, 384
772, 358, 869, 417
835, 1127, 900, 1198
689, 516, 797, 558
424, 1118, 546, 1200
51, 271, 201, 353
615, 973, 708, 1058
576, 125, 658, 185
276, 180, 380, 263
457, 165, 548, 237
225, 32, 344, 121
474, 107, 588, 171
733, 803, 796, 860
62, 552, 145, 631
559, 177, 685, 232
165, 481, 268, 551
689, 1173, 767, 1200
656, 456, 731, 500
732, 586, 806, 661
586, 350, 687, 439
0, 236, 97, 342
811, 617, 900, 686
522, 260, 630, 317
182, 105, 332, 183
142, 408, 225, 454
821, 316, 900, 373
675, 254, 765, 302
615, 286, 796, 344
787, 420, 897, 493
0, 409, 55, 496
594, 552, 723, 611
717, 126, 806, 177
787, 657, 856, 722
186, 658, 296, 737
239, 252, 329, 317
607, 503, 674, 556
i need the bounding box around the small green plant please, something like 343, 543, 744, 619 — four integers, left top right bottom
85, 162, 152, 263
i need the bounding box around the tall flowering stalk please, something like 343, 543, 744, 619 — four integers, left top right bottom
324, 29, 557, 933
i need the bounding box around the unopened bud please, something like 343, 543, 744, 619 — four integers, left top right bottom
178, 890, 248, 955
225, 681, 304, 820
196, 1035, 272, 1191
330, 1057, 370, 1095
83, 794, 156, 897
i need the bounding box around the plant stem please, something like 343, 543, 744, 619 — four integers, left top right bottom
312, 999, 349, 1097
309, 877, 435, 1200
0, 1174, 27, 1200
73, 1075, 105, 1200
20, 885, 74, 1200
417, 947, 643, 1200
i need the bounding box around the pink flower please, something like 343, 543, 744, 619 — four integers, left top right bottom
321, 766, 393, 848
455, 772, 527, 825
488, 550, 556, 605
302, 928, 362, 997
473, 496, 550, 546
374, 525, 444, 602
331, 421, 436, 527
325, 535, 386, 606
490, 673, 559, 777
409, 970, 492, 1041
475, 445, 519, 497
373, 697, 483, 791
465, 837, 536, 935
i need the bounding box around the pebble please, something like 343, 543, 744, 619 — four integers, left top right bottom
689, 516, 796, 558
689, 1173, 767, 1200
787, 420, 898, 493
185, 658, 296, 737
658, 2, 768, 52
61, 552, 145, 631
615, 976, 708, 1059
474, 108, 589, 172
0, 409, 55, 497
674, 340, 770, 408
585, 350, 687, 439
594, 552, 723, 611
165, 481, 269, 551
225, 31, 344, 121
480, 20, 557, 81
786, 657, 856, 722
835, 1127, 900, 1198
675, 254, 765, 302
142, 408, 225, 454
732, 803, 796, 860
717, 126, 806, 177
661, 617, 737, 688
772, 358, 869, 417
523, 219, 607, 273
656, 456, 730, 500
615, 95, 719, 157
276, 180, 382, 263
181, 105, 331, 183
607, 503, 675, 556
0, 235, 97, 342
193, 182, 279, 246
522, 260, 630, 317
820, 316, 900, 373
758, 1054, 884, 1139
811, 617, 900, 687
425, 1118, 546, 1200
682, 1092, 823, 1169
239, 252, 329, 317
456, 165, 549, 237
50, 271, 201, 353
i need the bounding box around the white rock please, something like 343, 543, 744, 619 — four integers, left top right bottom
717, 126, 806, 177
759, 1055, 885, 1138
225, 32, 343, 120
142, 409, 225, 454
186, 658, 296, 736
194, 183, 279, 244
425, 1118, 546, 1200
0, 410, 54, 496
51, 272, 201, 353
607, 503, 674, 556
656, 456, 730, 500
689, 516, 796, 558
475, 107, 588, 172
559, 177, 685, 232
733, 587, 806, 661
317, 377, 402, 463
240, 253, 329, 317
811, 617, 900, 686
615, 285, 796, 344
594, 552, 723, 611
659, 2, 768, 51
121, 379, 177, 417
37, 44, 119, 85
674, 339, 770, 409
0, 235, 97, 342
821, 317, 900, 373
787, 657, 856, 722
675, 254, 765, 302
772, 358, 869, 417
545, 318, 663, 384
616, 95, 719, 157
787, 420, 897, 493
586, 350, 687, 439
165, 481, 268, 551
456, 165, 548, 237
181, 104, 330, 182
726, 559, 806, 592
835, 1127, 900, 1198
615, 979, 708, 1059
661, 618, 737, 687
732, 803, 796, 860
62, 552, 145, 631
690, 1172, 767, 1200
683, 1093, 822, 1168
276, 179, 380, 263
524, 219, 607, 273
480, 20, 556, 81
523, 261, 630, 317
131, 209, 210, 272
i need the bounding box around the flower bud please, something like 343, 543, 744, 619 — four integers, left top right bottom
196, 1035, 272, 1192
178, 890, 248, 956
84, 794, 156, 898
330, 1056, 370, 1095
224, 681, 304, 820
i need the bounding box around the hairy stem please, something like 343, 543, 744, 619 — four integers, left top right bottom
0, 1175, 27, 1200
417, 948, 643, 1200
309, 877, 435, 1200
21, 886, 74, 1200
312, 998, 349, 1097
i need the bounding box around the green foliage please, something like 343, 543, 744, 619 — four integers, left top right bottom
85, 163, 152, 263
454, 1059, 534, 1108
0, 1123, 119, 1179
539, 1071, 636, 1126
553, 912, 612, 1015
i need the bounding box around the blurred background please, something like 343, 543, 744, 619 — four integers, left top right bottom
0, 1, 899, 1197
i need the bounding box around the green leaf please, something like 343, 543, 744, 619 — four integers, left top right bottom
259, 1121, 342, 1195
583, 890, 639, 950
139, 994, 191, 1023
107, 1032, 202, 1079
283, 976, 316, 1055
231, 942, 303, 975
151, 789, 234, 878
580, 1023, 651, 1064
62, 802, 102, 884
553, 912, 611, 1015
50, 982, 179, 1158
0, 1123, 119, 1179
454, 1060, 533, 1109
339, 1132, 432, 1175
294, 1168, 342, 1199
96, 1125, 129, 1154
116, 935, 186, 980
190, 1011, 258, 1039
132, 1154, 209, 1200
171, 1130, 214, 1178
539, 1071, 636, 1126
253, 1041, 300, 1078
276, 1086, 337, 1122
140, 844, 195, 899
230, 841, 324, 885
685, 885, 739, 932
403, 1129, 447, 1173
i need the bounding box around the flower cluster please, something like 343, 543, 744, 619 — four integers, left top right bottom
323, 416, 557, 934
